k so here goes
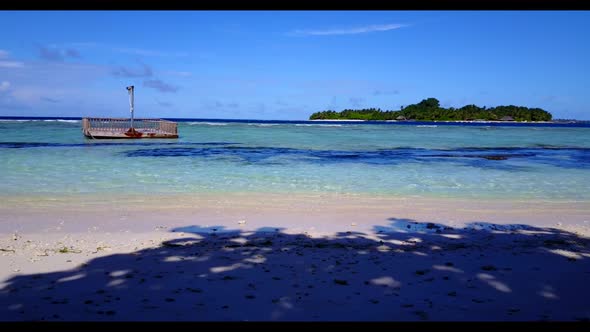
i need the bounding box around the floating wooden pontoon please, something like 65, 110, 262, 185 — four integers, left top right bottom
82, 86, 178, 139
82, 117, 178, 139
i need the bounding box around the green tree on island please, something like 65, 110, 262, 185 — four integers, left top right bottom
309, 98, 552, 122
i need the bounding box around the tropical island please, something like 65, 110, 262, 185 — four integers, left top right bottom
309, 98, 552, 122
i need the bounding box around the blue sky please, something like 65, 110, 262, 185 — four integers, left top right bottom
0, 10, 589, 120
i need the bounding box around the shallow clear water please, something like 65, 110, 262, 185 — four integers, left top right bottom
1, 119, 590, 200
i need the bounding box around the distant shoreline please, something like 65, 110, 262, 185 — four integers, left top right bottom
0, 116, 588, 125
310, 119, 581, 124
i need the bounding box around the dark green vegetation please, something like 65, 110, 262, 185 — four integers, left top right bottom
309, 98, 552, 122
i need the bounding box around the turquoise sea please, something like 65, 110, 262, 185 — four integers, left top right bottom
1, 118, 590, 200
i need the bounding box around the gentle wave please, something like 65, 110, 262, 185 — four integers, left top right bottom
48, 119, 80, 123
295, 124, 343, 127
187, 122, 228, 126
417, 125, 438, 128
247, 123, 280, 127
0, 119, 80, 123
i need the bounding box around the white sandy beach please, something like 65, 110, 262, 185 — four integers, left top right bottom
1, 193, 589, 321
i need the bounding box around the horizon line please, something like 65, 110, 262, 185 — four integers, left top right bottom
1, 116, 589, 122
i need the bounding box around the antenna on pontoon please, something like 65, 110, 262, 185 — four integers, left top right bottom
126, 85, 135, 129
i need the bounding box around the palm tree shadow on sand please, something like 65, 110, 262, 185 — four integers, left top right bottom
1, 219, 589, 321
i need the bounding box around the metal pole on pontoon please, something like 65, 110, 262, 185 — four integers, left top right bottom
127, 85, 134, 129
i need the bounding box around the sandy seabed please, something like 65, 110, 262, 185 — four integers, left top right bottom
1, 193, 589, 321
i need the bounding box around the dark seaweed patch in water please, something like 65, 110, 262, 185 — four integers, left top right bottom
124, 146, 302, 164
420, 153, 535, 160
0, 142, 56, 148
1, 141, 588, 170
122, 146, 590, 170
483, 156, 508, 160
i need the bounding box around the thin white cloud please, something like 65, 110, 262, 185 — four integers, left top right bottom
0, 49, 24, 68
114, 47, 188, 57
0, 81, 10, 92
66, 42, 98, 48
143, 79, 179, 93
157, 100, 173, 107
1, 61, 111, 106
59, 43, 188, 58
293, 23, 407, 36
0, 60, 24, 68
163, 70, 192, 77
112, 62, 153, 78
41, 96, 60, 103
